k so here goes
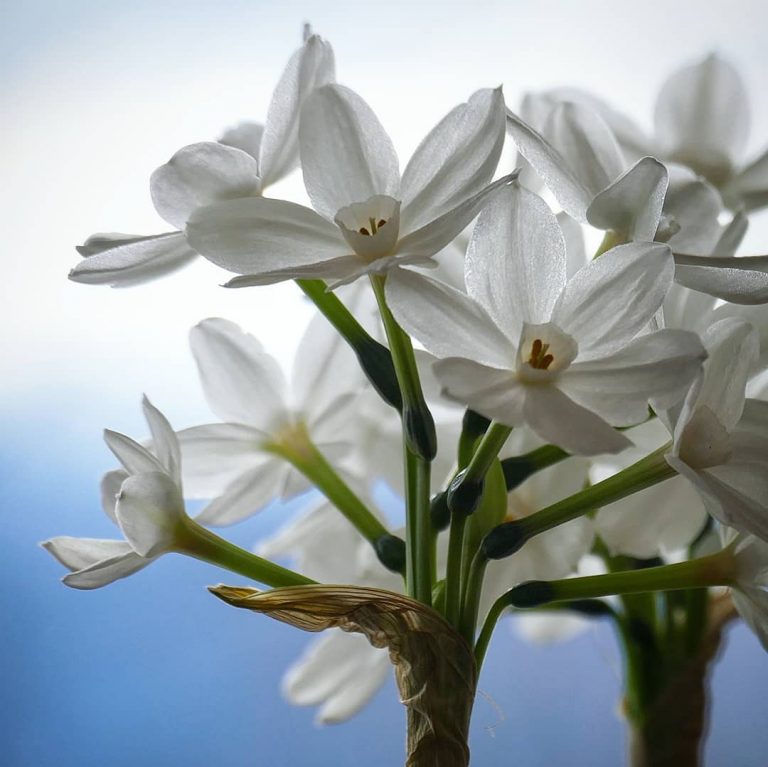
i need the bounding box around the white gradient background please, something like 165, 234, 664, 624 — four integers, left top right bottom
2, 1, 767, 765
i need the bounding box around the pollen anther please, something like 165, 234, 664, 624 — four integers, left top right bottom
527, 339, 554, 370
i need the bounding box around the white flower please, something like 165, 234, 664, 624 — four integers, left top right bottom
667, 318, 768, 541
69, 32, 334, 286
186, 84, 511, 288
178, 313, 363, 525
387, 184, 706, 456
507, 90, 768, 304
42, 397, 189, 588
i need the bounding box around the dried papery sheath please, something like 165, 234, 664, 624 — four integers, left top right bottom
210, 585, 477, 767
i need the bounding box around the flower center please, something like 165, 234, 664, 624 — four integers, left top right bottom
359, 217, 389, 236
527, 339, 554, 370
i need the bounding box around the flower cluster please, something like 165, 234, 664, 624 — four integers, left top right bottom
47, 28, 768, 763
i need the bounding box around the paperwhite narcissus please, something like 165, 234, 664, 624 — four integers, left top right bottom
177, 313, 363, 525
42, 397, 190, 587
387, 184, 707, 456
666, 318, 768, 542
185, 84, 512, 288
69, 32, 335, 286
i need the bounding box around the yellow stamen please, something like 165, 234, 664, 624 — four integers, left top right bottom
527, 339, 554, 370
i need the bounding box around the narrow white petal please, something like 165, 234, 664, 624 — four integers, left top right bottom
103, 430, 165, 475
673, 254, 768, 305
654, 53, 750, 176
299, 84, 400, 220
552, 242, 674, 359
190, 318, 289, 429
259, 34, 336, 187
61, 551, 151, 590
395, 174, 517, 260
505, 108, 593, 220
150, 142, 262, 229
557, 213, 588, 279
561, 329, 706, 427
141, 395, 181, 485
523, 385, 631, 456
194, 460, 284, 526
586, 157, 668, 241
223, 256, 363, 288
465, 184, 565, 339
69, 232, 196, 287
543, 102, 626, 197
386, 269, 514, 367
186, 197, 347, 277
177, 423, 267, 498
42, 537, 135, 571
433, 358, 525, 426
115, 472, 186, 558
400, 87, 505, 233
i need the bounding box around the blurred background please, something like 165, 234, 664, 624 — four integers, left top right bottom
2, 1, 767, 764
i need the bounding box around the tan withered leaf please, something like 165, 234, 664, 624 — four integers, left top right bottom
210, 584, 477, 767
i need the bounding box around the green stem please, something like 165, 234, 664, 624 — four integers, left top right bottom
458, 551, 488, 643
505, 552, 736, 608
444, 513, 468, 625
296, 279, 402, 411
484, 444, 676, 560
268, 434, 403, 573
178, 519, 315, 587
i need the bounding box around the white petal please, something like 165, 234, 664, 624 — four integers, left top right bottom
150, 142, 262, 229
190, 318, 289, 429
561, 329, 706, 426
673, 254, 768, 305
223, 256, 364, 288
552, 242, 674, 359
433, 358, 525, 426
724, 147, 768, 211
194, 460, 285, 526
69, 232, 197, 287
299, 84, 400, 220
543, 101, 626, 197
386, 269, 514, 367
395, 174, 517, 260
654, 53, 749, 176
661, 167, 723, 254
100, 469, 128, 522
695, 318, 759, 429
399, 87, 505, 233
141, 395, 181, 485
186, 197, 348, 277
732, 588, 768, 651
103, 430, 165, 475
41, 537, 151, 590
177, 423, 267, 498
465, 184, 565, 339
219, 121, 264, 160
505, 108, 593, 220
259, 34, 336, 187
523, 385, 631, 456
713, 211, 749, 257
586, 157, 668, 241
115, 472, 186, 558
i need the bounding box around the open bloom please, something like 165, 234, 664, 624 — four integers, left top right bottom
186, 84, 511, 288
666, 317, 768, 541
69, 32, 334, 286
178, 313, 363, 525
42, 397, 190, 588
387, 184, 706, 456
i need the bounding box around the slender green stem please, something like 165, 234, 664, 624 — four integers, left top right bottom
484, 444, 676, 560
370, 273, 434, 604
459, 551, 488, 643
500, 443, 569, 491
178, 519, 315, 587
474, 591, 507, 669
296, 278, 402, 410
268, 432, 403, 572
444, 514, 468, 625
506, 552, 737, 608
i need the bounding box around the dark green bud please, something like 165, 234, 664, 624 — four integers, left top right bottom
447, 469, 484, 516
482, 520, 527, 559
374, 533, 406, 574
430, 491, 451, 531
355, 338, 402, 411
404, 403, 437, 461
507, 580, 554, 608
